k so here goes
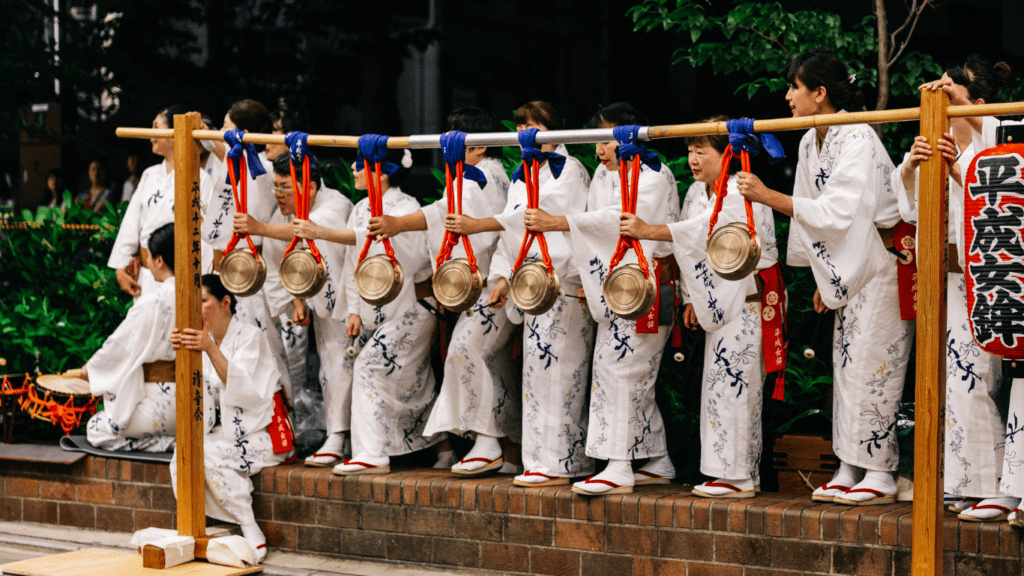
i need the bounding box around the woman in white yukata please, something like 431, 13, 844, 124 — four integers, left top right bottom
170, 274, 294, 563
894, 56, 1017, 521
522, 103, 679, 495
738, 49, 914, 505
294, 139, 441, 475
109, 105, 214, 299
446, 101, 596, 487
621, 117, 780, 498
234, 149, 353, 467
80, 223, 178, 452
366, 108, 520, 476
199, 100, 296, 401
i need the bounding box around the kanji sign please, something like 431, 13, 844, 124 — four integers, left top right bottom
964, 146, 1024, 358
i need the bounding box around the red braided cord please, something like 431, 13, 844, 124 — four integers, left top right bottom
283, 157, 324, 263
706, 146, 758, 240
223, 155, 261, 259
511, 159, 555, 274
435, 161, 479, 273
607, 157, 651, 277
357, 161, 399, 265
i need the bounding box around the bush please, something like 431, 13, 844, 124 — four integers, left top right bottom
0, 193, 130, 375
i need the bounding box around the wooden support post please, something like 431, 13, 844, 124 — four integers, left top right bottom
173, 112, 206, 541
911, 88, 949, 576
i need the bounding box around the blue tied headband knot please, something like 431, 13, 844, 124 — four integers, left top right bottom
284, 132, 318, 173
511, 128, 566, 183
725, 118, 785, 164
223, 129, 267, 184
613, 125, 661, 172
355, 134, 400, 176
439, 130, 486, 187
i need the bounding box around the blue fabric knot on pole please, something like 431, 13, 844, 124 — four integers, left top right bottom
223, 129, 266, 184
355, 134, 400, 176
725, 118, 785, 164
439, 131, 487, 187
511, 128, 566, 183
285, 132, 318, 172
613, 125, 661, 172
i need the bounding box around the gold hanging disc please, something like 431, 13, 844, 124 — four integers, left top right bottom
707, 223, 762, 281
603, 264, 658, 320
433, 258, 483, 313
220, 248, 267, 297
281, 246, 328, 298
355, 254, 404, 306
510, 261, 561, 316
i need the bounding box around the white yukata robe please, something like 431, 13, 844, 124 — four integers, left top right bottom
422, 157, 522, 441
564, 162, 680, 462
108, 161, 215, 297
170, 320, 291, 528
490, 147, 596, 478
788, 122, 914, 472
894, 141, 1005, 498
670, 177, 778, 482
201, 152, 296, 396
264, 186, 353, 438
347, 186, 440, 458
85, 277, 177, 452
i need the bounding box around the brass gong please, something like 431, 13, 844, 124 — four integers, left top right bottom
510, 261, 561, 316
281, 246, 327, 298
220, 248, 267, 297
355, 254, 404, 306
603, 264, 658, 320
707, 223, 762, 281
433, 258, 483, 313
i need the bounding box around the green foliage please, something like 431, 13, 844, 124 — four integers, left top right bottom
0, 196, 130, 375
319, 159, 364, 207
627, 0, 944, 160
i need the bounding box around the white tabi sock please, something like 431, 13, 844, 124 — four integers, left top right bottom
636, 455, 676, 479
591, 459, 635, 487
305, 432, 348, 466
452, 434, 502, 472
239, 522, 267, 563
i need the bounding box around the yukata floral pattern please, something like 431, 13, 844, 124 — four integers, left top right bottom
86, 278, 177, 452
423, 158, 522, 442
788, 122, 912, 472
565, 163, 679, 462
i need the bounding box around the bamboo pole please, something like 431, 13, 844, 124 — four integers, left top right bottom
912, 89, 949, 576
172, 112, 206, 544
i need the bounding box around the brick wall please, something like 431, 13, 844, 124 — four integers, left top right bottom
2, 458, 1021, 575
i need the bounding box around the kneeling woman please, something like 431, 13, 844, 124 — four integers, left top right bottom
620, 117, 779, 497
170, 275, 295, 562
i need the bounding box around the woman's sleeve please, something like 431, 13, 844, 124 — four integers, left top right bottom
221, 327, 280, 410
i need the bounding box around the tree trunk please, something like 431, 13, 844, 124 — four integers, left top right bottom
874, 0, 890, 111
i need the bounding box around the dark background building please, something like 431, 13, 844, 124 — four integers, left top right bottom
8, 0, 1024, 208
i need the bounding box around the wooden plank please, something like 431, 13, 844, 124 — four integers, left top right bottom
173, 112, 206, 542
143, 361, 176, 383
911, 88, 949, 576
0, 548, 261, 576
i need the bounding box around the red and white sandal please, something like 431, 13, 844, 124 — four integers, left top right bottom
332, 459, 391, 476
958, 498, 1019, 522
513, 470, 569, 487
833, 487, 896, 506
452, 456, 504, 477
812, 482, 851, 503
305, 452, 344, 467
693, 481, 757, 499
572, 477, 634, 496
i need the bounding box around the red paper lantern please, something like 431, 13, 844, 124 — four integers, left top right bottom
964, 144, 1024, 359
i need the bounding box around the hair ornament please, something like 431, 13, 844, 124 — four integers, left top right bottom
849, 73, 857, 84
401, 149, 413, 169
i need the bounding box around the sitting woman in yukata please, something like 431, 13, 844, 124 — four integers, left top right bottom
170, 274, 296, 563
79, 222, 178, 452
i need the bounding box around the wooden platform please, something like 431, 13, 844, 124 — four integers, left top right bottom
0, 548, 261, 576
